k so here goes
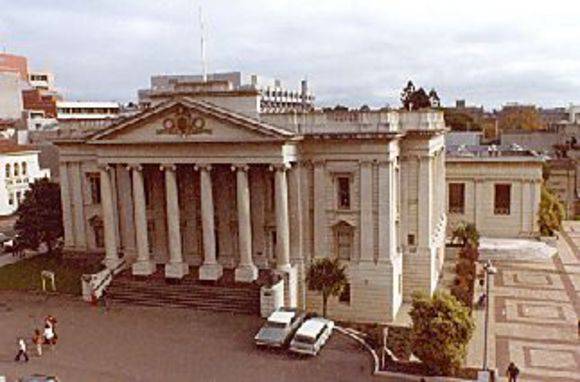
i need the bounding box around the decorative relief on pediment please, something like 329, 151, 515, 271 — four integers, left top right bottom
156, 106, 212, 136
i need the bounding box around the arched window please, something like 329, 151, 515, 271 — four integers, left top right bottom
5, 164, 10, 178
21, 162, 27, 176
333, 221, 354, 261
14, 163, 19, 177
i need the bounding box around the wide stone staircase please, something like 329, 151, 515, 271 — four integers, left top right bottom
107, 267, 261, 315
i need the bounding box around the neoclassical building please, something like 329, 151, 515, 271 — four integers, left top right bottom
56, 79, 446, 323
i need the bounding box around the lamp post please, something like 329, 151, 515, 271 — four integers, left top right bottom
483, 260, 497, 371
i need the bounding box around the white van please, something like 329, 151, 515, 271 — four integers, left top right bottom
289, 317, 334, 356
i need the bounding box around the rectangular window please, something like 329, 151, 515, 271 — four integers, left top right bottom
339, 283, 351, 304
407, 234, 415, 246
448, 183, 465, 214
8, 193, 14, 205
94, 225, 104, 248
88, 174, 101, 204
336, 224, 353, 261
494, 184, 511, 215
337, 176, 350, 209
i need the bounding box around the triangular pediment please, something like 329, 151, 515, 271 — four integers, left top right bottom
88, 98, 294, 144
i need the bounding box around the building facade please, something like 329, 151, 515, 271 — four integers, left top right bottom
446, 146, 543, 238
55, 81, 446, 324
0, 141, 51, 216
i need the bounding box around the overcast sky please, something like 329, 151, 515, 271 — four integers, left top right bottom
1, 0, 579, 109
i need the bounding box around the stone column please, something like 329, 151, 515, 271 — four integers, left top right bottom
58, 162, 74, 248
117, 165, 136, 260
197, 165, 223, 280
99, 165, 120, 269
474, 179, 484, 230
418, 155, 433, 247
360, 160, 374, 262
273, 164, 291, 272
377, 160, 392, 261
232, 164, 258, 282
313, 160, 326, 258
130, 165, 155, 276
71, 162, 87, 249
162, 164, 189, 279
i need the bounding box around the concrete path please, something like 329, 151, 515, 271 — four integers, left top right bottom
491, 221, 580, 381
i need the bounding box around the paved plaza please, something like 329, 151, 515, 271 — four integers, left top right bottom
0, 291, 373, 382
492, 221, 580, 382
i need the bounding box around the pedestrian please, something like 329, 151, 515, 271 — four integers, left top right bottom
45, 314, 58, 344
506, 361, 520, 382
43, 323, 55, 349
33, 329, 43, 356
14, 337, 29, 362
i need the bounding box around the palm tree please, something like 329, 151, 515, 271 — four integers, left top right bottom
306, 257, 348, 317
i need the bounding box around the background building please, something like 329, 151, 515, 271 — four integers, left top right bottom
446, 145, 543, 237
0, 140, 50, 215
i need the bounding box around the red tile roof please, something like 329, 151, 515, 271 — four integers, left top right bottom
0, 140, 37, 154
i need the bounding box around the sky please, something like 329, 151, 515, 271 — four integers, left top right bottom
1, 0, 579, 109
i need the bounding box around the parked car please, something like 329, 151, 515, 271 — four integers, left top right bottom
289, 317, 334, 356
19, 375, 60, 382
254, 308, 305, 348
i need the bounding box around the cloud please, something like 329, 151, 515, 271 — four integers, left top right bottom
0, 0, 579, 108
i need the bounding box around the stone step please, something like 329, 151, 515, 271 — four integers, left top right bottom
107, 286, 260, 301
109, 292, 258, 309
108, 288, 259, 304
109, 296, 259, 314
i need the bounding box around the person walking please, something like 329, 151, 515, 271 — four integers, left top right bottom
43, 323, 55, 349
506, 362, 520, 382
14, 338, 29, 362
45, 314, 58, 344
33, 329, 43, 356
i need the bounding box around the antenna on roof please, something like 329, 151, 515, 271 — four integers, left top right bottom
199, 5, 207, 82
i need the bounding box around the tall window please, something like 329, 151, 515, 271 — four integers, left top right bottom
5, 164, 10, 178
339, 283, 351, 304
13, 163, 19, 177
21, 162, 27, 176
94, 225, 104, 248
448, 183, 465, 214
88, 174, 101, 204
334, 222, 353, 261
494, 184, 511, 215
337, 176, 351, 209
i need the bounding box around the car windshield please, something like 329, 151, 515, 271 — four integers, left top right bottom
294, 334, 316, 344
265, 321, 287, 329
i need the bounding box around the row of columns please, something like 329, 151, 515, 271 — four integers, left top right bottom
99, 163, 293, 282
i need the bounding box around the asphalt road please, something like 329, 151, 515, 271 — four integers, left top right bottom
0, 291, 374, 382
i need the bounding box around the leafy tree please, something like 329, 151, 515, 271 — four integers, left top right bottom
410, 291, 475, 376
538, 184, 565, 236
498, 107, 544, 131
306, 257, 347, 317
450, 222, 480, 248
444, 110, 481, 131
401, 81, 435, 111
14, 178, 63, 253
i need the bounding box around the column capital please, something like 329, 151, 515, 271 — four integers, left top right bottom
97, 163, 112, 172
194, 164, 212, 172
230, 163, 249, 172
159, 163, 177, 172
269, 163, 291, 172
126, 163, 143, 172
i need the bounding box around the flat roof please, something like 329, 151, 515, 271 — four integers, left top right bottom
57, 101, 120, 109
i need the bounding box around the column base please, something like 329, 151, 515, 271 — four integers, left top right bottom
276, 263, 293, 273
235, 264, 258, 283
103, 257, 124, 271
199, 263, 223, 281
165, 262, 190, 279
132, 260, 156, 276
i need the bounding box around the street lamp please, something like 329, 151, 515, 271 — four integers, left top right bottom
482, 260, 497, 371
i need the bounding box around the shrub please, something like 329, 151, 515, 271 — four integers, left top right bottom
539, 185, 565, 236
410, 291, 475, 376
386, 326, 413, 361
451, 222, 480, 248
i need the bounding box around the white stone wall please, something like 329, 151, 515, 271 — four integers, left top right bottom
446, 160, 543, 237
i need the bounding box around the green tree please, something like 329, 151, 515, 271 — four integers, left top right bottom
538, 184, 565, 236
498, 107, 544, 131
444, 110, 481, 131
14, 178, 63, 253
451, 222, 480, 248
306, 257, 347, 317
410, 291, 475, 376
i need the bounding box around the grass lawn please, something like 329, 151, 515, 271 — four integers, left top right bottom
0, 253, 103, 295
